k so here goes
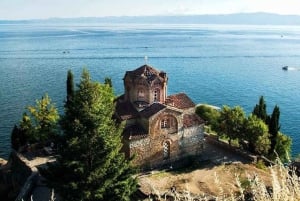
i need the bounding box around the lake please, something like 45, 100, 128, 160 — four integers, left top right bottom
1, 23, 300, 158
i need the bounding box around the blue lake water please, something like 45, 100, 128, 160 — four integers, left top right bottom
1, 23, 300, 159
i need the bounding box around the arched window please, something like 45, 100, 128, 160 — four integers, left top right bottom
161, 118, 170, 128
137, 89, 144, 99
163, 141, 170, 159
160, 115, 178, 134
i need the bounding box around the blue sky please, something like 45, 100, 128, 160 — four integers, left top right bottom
1, 0, 299, 20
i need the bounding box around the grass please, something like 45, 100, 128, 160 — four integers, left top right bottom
143, 158, 300, 201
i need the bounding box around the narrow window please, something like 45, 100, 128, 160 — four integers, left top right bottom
163, 141, 170, 159
154, 89, 160, 102
154, 90, 158, 102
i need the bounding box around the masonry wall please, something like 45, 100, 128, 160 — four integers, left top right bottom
124, 76, 166, 105
128, 122, 205, 168
179, 125, 205, 157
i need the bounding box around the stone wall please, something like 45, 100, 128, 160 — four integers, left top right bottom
205, 134, 257, 163
179, 125, 204, 157
128, 124, 204, 169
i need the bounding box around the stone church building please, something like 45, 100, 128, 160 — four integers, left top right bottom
115, 64, 205, 168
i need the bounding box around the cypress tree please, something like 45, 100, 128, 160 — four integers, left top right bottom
252, 96, 267, 123
104, 77, 112, 88
42, 69, 137, 201
11, 125, 21, 150
66, 69, 75, 106
269, 105, 281, 154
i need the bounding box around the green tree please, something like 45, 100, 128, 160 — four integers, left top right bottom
252, 96, 268, 123
217, 106, 245, 146
66, 69, 75, 106
11, 95, 59, 148
11, 125, 22, 150
26, 94, 59, 142
195, 104, 220, 132
244, 115, 270, 155
104, 77, 112, 88
274, 132, 292, 162
43, 69, 137, 201
269, 105, 281, 154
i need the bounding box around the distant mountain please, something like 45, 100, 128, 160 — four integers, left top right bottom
1, 13, 300, 25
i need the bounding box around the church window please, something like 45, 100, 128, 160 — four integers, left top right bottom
154, 89, 160, 102
138, 89, 144, 98
161, 118, 170, 128
163, 141, 170, 159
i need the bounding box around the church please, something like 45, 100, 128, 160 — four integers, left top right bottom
115, 64, 205, 168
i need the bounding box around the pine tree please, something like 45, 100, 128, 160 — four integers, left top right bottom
43, 69, 137, 201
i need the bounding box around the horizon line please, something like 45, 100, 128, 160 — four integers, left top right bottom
1, 12, 300, 21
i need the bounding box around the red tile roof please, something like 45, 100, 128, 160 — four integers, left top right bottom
139, 103, 166, 118
115, 100, 139, 120
123, 124, 148, 140
183, 114, 205, 128
165, 93, 195, 109
124, 64, 167, 83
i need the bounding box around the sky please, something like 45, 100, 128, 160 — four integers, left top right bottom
1, 0, 300, 20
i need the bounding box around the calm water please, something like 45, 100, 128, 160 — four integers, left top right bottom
1, 23, 300, 159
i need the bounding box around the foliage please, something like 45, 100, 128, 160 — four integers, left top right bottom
256, 159, 267, 170
42, 69, 137, 201
200, 96, 291, 162
10, 125, 25, 150
252, 96, 268, 123
195, 104, 220, 131
26, 94, 59, 142
268, 105, 281, 154
252, 97, 291, 161
273, 132, 292, 162
66, 69, 75, 106
244, 115, 270, 155
104, 77, 112, 87
147, 159, 300, 201
217, 106, 245, 145
11, 95, 59, 149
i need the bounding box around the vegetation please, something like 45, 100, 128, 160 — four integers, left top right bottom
268, 105, 281, 153
252, 97, 291, 161
144, 161, 300, 201
274, 132, 292, 162
244, 115, 270, 155
11, 94, 59, 150
252, 96, 268, 123
195, 104, 220, 131
66, 69, 75, 106
10, 68, 294, 200
41, 69, 137, 201
216, 106, 245, 146
195, 96, 292, 162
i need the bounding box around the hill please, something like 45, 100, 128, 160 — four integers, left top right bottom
1, 13, 300, 25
